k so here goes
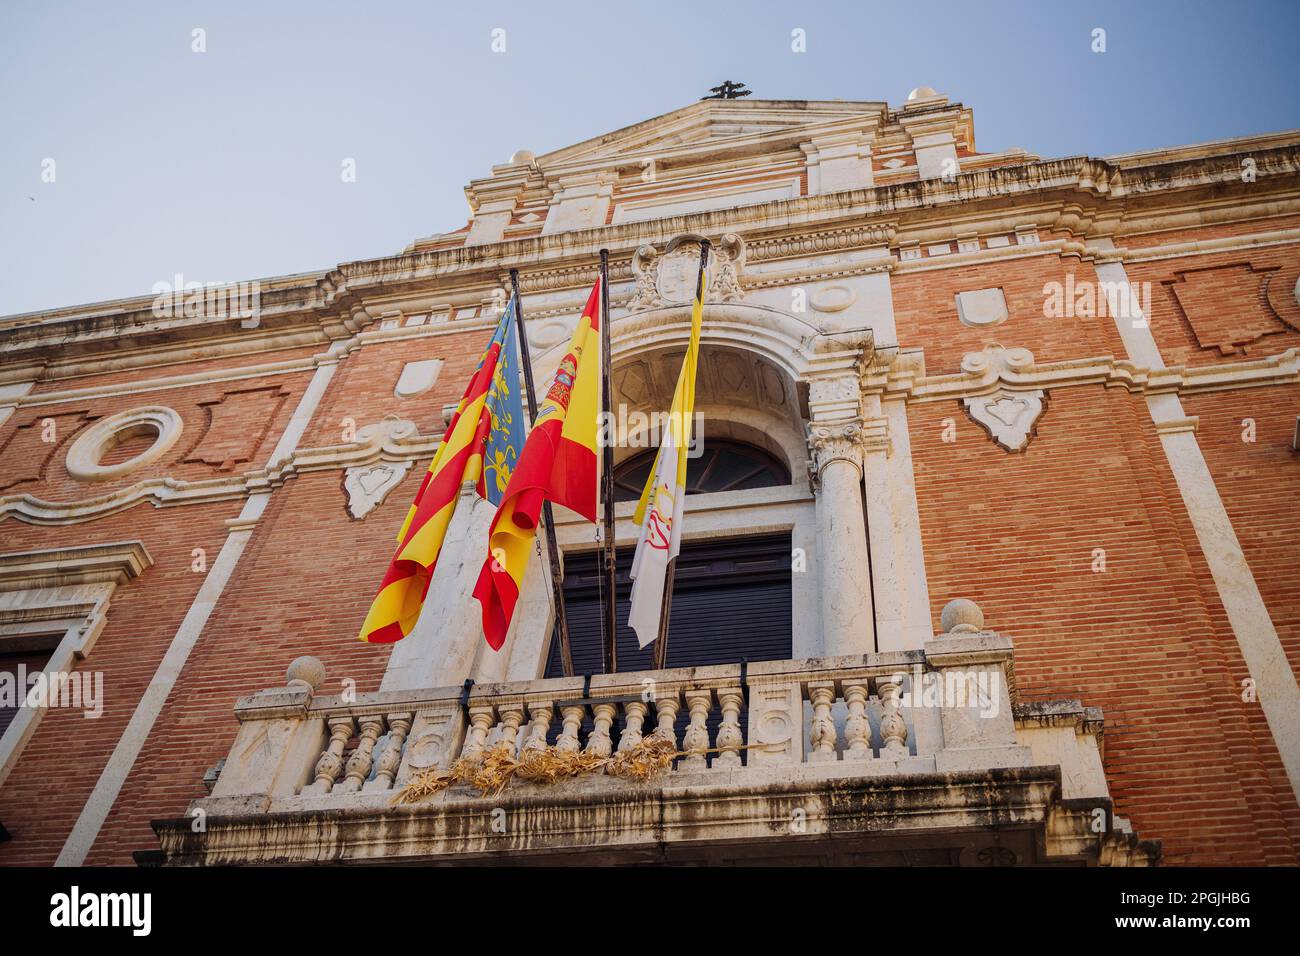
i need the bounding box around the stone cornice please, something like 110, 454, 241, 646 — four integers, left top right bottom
4, 137, 1299, 375
878, 344, 1300, 403
0, 540, 153, 589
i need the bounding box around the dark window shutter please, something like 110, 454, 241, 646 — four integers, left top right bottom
545, 532, 793, 676
0, 650, 52, 740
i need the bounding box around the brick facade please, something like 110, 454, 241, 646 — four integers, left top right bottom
2, 94, 1297, 866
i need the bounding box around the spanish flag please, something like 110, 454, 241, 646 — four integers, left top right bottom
474, 279, 603, 650
358, 303, 524, 643
628, 263, 705, 647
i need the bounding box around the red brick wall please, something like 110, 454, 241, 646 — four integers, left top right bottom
1181, 384, 1300, 674
889, 252, 1129, 375
83, 469, 429, 864
1124, 244, 1300, 367
0, 501, 241, 865
908, 386, 1299, 864
303, 329, 491, 447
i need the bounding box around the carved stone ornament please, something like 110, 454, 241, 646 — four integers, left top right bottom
627, 234, 746, 312
344, 460, 413, 519
806, 419, 866, 480
963, 388, 1045, 452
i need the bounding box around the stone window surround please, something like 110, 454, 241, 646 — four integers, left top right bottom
0, 540, 152, 790
65, 406, 184, 482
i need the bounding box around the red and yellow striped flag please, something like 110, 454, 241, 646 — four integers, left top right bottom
358, 310, 515, 643
473, 279, 603, 650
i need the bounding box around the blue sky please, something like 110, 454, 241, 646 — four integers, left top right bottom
2, 0, 1298, 316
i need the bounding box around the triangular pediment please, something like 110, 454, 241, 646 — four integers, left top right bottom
535, 98, 889, 168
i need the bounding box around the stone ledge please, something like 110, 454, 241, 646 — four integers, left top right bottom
153, 764, 1157, 867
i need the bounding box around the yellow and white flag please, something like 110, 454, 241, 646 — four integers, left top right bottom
628, 265, 706, 648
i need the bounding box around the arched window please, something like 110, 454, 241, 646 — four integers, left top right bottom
611, 439, 790, 502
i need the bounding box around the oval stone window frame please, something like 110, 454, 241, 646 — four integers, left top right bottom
66, 406, 184, 481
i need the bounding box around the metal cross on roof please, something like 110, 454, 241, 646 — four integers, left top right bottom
703, 81, 751, 100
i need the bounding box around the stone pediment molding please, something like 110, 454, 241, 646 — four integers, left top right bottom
878, 344, 1300, 404
0, 415, 439, 526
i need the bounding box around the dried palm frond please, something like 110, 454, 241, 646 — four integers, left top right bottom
391, 733, 758, 806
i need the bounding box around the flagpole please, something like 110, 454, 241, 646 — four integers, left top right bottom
509, 269, 575, 678
652, 239, 710, 671
599, 249, 618, 674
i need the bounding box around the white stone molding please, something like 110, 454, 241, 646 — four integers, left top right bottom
7, 336, 1295, 527
963, 389, 1046, 452
64, 406, 184, 481
879, 343, 1300, 404
954, 287, 1008, 328
394, 359, 444, 398
801, 132, 875, 195
344, 461, 413, 519
0, 413, 428, 526
0, 540, 152, 791
541, 171, 617, 234
0, 381, 34, 433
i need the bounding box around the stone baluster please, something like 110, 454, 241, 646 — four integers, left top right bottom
878, 673, 909, 757
460, 705, 494, 760
365, 713, 412, 792
714, 688, 744, 768
340, 715, 384, 793
303, 715, 355, 795
556, 705, 584, 753
680, 690, 713, 771
497, 701, 525, 755
618, 700, 648, 752
808, 684, 837, 763
843, 683, 872, 760
585, 702, 617, 758
652, 694, 680, 747
521, 703, 552, 754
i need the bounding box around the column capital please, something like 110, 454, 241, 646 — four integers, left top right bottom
807, 415, 889, 483
807, 419, 867, 481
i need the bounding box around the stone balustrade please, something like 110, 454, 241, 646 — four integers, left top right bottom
153, 602, 1160, 866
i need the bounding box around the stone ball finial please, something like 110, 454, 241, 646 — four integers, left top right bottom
907, 86, 938, 102
286, 656, 326, 692
509, 149, 535, 165
941, 598, 985, 634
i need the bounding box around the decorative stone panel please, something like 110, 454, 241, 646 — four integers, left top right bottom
955, 288, 1009, 328
343, 461, 413, 519
963, 389, 1045, 452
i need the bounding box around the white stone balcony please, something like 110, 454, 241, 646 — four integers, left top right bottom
152, 603, 1159, 866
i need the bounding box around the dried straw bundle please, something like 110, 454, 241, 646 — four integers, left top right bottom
391, 734, 690, 805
